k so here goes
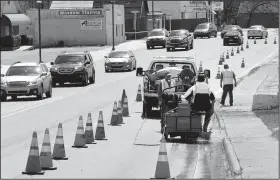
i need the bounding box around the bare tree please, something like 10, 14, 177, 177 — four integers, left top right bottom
239, 0, 279, 28
216, 0, 241, 29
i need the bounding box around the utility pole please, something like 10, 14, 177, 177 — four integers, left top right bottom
111, 0, 115, 51
37, 1, 42, 63
152, 0, 155, 29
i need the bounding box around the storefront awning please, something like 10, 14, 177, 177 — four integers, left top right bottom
2, 14, 31, 26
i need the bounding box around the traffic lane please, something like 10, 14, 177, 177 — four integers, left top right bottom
0, 46, 108, 65
1, 46, 146, 116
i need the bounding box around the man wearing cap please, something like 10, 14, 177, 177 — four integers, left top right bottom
181, 73, 215, 132
220, 64, 237, 106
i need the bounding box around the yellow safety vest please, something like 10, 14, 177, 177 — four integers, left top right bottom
161, 79, 176, 93
222, 69, 234, 85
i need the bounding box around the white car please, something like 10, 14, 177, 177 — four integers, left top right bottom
104, 50, 137, 72
1, 62, 52, 101
247, 25, 268, 39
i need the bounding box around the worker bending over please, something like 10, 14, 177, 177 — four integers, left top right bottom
181, 73, 215, 132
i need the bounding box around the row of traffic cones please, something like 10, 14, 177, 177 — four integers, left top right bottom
23, 89, 131, 175
252, 37, 277, 44
216, 57, 245, 79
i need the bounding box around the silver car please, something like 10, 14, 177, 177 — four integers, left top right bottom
104, 50, 137, 72
1, 62, 52, 101
247, 25, 268, 39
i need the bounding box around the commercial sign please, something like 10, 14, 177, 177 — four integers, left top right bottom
185, 7, 208, 13
211, 1, 224, 11
59, 10, 103, 16
80, 20, 102, 30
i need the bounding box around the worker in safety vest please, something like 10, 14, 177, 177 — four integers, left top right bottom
220, 64, 237, 106
158, 72, 176, 105
181, 73, 215, 132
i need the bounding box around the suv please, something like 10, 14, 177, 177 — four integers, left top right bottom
1, 62, 52, 101
193, 22, 217, 39
166, 29, 194, 51
50, 51, 95, 87
146, 29, 169, 49
135, 56, 204, 117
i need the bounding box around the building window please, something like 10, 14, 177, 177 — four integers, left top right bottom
116, 25, 118, 36
121, 24, 123, 36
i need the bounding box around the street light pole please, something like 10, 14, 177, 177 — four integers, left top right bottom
152, 0, 155, 29
37, 1, 42, 63
111, 0, 115, 51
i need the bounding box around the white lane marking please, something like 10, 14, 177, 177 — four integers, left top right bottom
1, 74, 129, 119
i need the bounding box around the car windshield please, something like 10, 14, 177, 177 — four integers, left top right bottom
149, 31, 165, 36
108, 51, 129, 58
150, 62, 196, 75
224, 25, 237, 30
6, 66, 41, 76
55, 55, 84, 64
170, 31, 185, 36
250, 26, 261, 30
195, 24, 209, 30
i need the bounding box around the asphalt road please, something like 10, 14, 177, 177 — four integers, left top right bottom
1, 31, 278, 178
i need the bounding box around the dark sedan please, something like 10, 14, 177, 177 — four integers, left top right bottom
223, 30, 243, 46
221, 25, 243, 39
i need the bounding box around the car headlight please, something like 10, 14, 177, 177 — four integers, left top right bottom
1, 81, 7, 86
50, 67, 58, 72
74, 66, 83, 71
105, 59, 110, 63
29, 81, 38, 85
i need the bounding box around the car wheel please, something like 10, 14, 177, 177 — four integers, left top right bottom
151, 46, 154, 49
167, 48, 170, 52
37, 85, 44, 100
1, 95, 7, 102
89, 72, 94, 84
190, 42, 194, 49
223, 41, 227, 46
82, 73, 88, 86
214, 32, 217, 37
146, 45, 150, 49
105, 69, 109, 73
133, 62, 136, 70
194, 36, 197, 39
46, 85, 52, 98
162, 45, 166, 48
11, 95, 17, 101
208, 33, 211, 38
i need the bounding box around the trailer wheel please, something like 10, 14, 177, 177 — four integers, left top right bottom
164, 132, 168, 141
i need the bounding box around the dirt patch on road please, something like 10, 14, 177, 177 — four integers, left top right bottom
254, 109, 279, 140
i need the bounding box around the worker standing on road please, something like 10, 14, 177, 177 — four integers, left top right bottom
181, 73, 215, 132
220, 64, 237, 106
158, 73, 176, 132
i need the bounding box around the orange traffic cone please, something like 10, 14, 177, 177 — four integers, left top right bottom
72, 116, 88, 148
22, 131, 45, 175
122, 95, 129, 117
118, 100, 124, 124
221, 53, 225, 62
236, 46, 240, 54
218, 54, 223, 65
246, 41, 249, 48
231, 48, 234, 56
274, 37, 277, 44
121, 89, 126, 106
53, 123, 68, 160
198, 61, 203, 72
95, 111, 108, 140
226, 50, 230, 59
150, 136, 173, 179
264, 38, 267, 44
40, 128, 57, 170
109, 101, 119, 126
241, 44, 244, 51
215, 67, 221, 79
136, 84, 142, 102
241, 58, 245, 68
85, 113, 97, 144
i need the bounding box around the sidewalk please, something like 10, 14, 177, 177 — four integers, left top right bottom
215, 57, 279, 179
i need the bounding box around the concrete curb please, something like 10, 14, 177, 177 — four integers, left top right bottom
215, 112, 243, 178
252, 93, 279, 110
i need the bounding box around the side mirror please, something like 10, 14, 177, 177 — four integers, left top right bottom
104, 56, 108, 58
136, 67, 144, 76
50, 62, 54, 65
85, 61, 90, 65
41, 72, 47, 76
204, 69, 210, 79
188, 34, 192, 36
